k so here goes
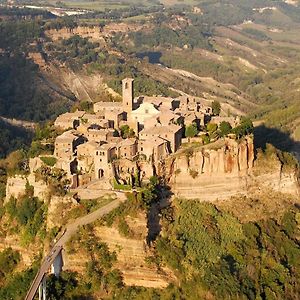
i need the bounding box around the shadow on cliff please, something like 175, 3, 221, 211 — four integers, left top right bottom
147, 186, 173, 244
254, 125, 300, 153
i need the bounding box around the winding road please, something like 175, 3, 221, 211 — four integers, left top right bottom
25, 193, 126, 300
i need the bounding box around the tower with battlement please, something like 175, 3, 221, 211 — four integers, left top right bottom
122, 78, 134, 113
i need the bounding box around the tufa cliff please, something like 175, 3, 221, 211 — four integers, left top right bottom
159, 137, 299, 201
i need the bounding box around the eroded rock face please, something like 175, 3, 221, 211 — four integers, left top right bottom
5, 176, 27, 203
167, 137, 254, 178
5, 174, 48, 203
64, 213, 174, 288
45, 23, 147, 42
160, 137, 298, 201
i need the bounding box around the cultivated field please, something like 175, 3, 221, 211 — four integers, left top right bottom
45, 0, 155, 11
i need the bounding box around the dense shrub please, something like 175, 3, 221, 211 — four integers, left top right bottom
155, 199, 300, 299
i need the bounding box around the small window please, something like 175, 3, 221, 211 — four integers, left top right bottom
141, 147, 143, 151
100, 159, 102, 162
145, 109, 149, 114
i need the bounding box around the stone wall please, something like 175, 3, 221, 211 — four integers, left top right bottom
5, 158, 48, 203
5, 176, 27, 203
5, 174, 48, 203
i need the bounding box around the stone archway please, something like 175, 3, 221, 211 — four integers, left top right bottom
98, 169, 104, 179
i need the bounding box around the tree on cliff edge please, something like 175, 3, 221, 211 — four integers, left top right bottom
185, 123, 199, 138
212, 100, 221, 116
219, 121, 232, 137
232, 117, 253, 139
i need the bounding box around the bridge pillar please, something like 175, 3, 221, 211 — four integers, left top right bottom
38, 276, 46, 300
51, 249, 64, 277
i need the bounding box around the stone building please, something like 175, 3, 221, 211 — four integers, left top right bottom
158, 109, 183, 126
129, 102, 160, 126
117, 138, 138, 160
138, 138, 169, 161
54, 130, 85, 160
77, 141, 99, 172
94, 101, 122, 114
54, 111, 85, 130
122, 78, 134, 113
51, 77, 217, 185
94, 143, 116, 179
139, 124, 183, 153
86, 128, 115, 143
210, 116, 240, 127
104, 109, 125, 129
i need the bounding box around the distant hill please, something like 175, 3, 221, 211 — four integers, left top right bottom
1, 1, 300, 157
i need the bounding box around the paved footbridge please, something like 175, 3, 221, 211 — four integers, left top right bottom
25, 193, 127, 300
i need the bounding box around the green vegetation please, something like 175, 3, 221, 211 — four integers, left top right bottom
242, 27, 271, 41
0, 120, 32, 159
129, 24, 211, 50
211, 100, 221, 116
153, 199, 300, 300
256, 143, 299, 173
0, 150, 29, 176
47, 197, 300, 299
185, 122, 198, 138
28, 123, 62, 158
113, 178, 132, 191
35, 166, 70, 196
71, 100, 94, 113
0, 52, 71, 122
5, 185, 46, 245
58, 225, 123, 299
120, 125, 135, 139
0, 19, 73, 158
219, 121, 232, 137
46, 272, 79, 300
103, 192, 142, 227
0, 265, 38, 300
64, 195, 115, 221
206, 122, 218, 133
232, 117, 254, 139
0, 20, 42, 50
90, 58, 177, 97
40, 156, 57, 167
1, 3, 300, 299
42, 0, 161, 13
117, 218, 134, 238
46, 34, 101, 69
0, 248, 20, 284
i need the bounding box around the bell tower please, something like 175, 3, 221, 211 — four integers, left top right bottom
122, 78, 134, 113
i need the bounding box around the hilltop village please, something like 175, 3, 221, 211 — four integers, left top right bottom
53, 78, 241, 188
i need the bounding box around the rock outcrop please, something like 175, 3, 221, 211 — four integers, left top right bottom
45, 23, 147, 42
161, 137, 299, 201
5, 158, 48, 203
64, 213, 174, 288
